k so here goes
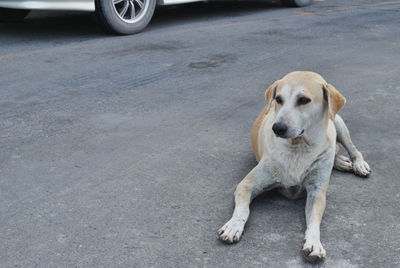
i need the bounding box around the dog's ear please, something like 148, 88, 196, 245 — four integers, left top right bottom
322, 83, 346, 119
265, 80, 280, 114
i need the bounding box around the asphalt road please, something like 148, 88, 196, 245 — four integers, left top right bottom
1, 0, 399, 267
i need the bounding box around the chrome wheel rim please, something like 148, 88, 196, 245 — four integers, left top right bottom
112, 0, 149, 23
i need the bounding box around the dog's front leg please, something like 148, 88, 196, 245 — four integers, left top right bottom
302, 178, 329, 263
218, 160, 276, 243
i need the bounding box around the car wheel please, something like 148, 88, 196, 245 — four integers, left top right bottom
282, 0, 313, 7
95, 0, 156, 35
0, 8, 30, 22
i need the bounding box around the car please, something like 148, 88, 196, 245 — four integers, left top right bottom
0, 0, 313, 35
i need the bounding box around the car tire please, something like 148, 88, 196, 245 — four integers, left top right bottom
282, 0, 313, 7
95, 0, 156, 35
0, 8, 30, 22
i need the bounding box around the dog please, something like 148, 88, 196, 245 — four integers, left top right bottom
218, 71, 371, 263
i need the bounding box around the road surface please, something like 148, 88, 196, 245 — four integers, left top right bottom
1, 0, 399, 267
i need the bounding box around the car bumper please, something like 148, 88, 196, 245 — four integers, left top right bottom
0, 0, 95, 11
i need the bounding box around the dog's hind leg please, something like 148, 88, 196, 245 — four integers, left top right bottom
218, 160, 277, 243
334, 154, 353, 172
333, 115, 371, 177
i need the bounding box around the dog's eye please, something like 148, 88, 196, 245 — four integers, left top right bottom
297, 97, 311, 105
275, 96, 283, 104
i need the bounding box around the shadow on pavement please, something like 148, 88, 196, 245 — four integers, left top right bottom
150, 1, 281, 29
0, 1, 282, 39
0, 11, 103, 40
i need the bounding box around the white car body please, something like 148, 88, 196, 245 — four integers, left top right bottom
0, 0, 204, 11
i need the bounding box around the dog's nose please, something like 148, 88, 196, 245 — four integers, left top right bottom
272, 122, 288, 136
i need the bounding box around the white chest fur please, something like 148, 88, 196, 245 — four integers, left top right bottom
262, 121, 335, 187
273, 143, 320, 185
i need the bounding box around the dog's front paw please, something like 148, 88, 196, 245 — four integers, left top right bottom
353, 159, 371, 177
302, 239, 326, 263
218, 218, 245, 243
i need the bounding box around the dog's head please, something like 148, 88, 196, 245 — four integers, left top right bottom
265, 71, 346, 139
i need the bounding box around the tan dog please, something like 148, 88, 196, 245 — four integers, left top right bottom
218, 71, 371, 263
